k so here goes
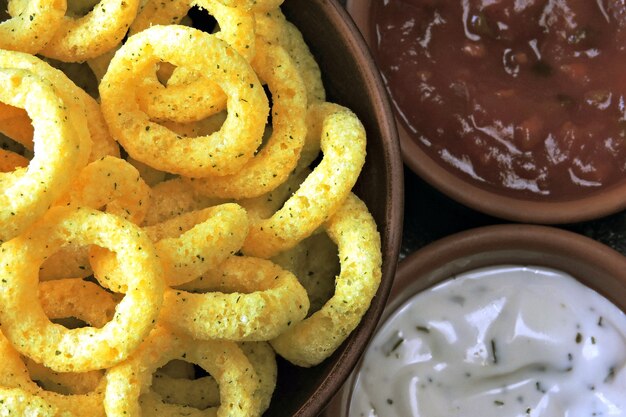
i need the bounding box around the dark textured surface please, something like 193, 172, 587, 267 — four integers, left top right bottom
402, 160, 626, 260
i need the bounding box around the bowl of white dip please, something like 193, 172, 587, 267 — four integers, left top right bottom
323, 224, 626, 417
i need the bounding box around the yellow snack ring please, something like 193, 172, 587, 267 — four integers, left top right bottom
271, 232, 339, 314
0, 50, 119, 164
188, 37, 307, 199
29, 278, 115, 397
151, 373, 220, 410
0, 387, 61, 417
0, 206, 164, 373
239, 167, 311, 220
39, 278, 119, 328
38, 245, 92, 281
255, 8, 325, 104
270, 193, 382, 367
242, 102, 366, 259
150, 342, 276, 412
24, 357, 104, 397
214, 0, 282, 13
148, 204, 249, 285
142, 177, 225, 227
104, 325, 259, 417
0, 331, 106, 416
38, 0, 141, 62
241, 342, 277, 414
100, 25, 268, 177
92, 204, 248, 290
131, 0, 256, 123
68, 156, 151, 225
0, 68, 82, 242
0, 0, 66, 54
161, 256, 309, 341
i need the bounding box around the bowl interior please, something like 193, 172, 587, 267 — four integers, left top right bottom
345, 0, 626, 224
265, 1, 403, 416
323, 224, 626, 416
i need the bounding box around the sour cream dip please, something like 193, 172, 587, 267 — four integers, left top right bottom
349, 265, 626, 417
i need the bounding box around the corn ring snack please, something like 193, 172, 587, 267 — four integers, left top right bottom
0, 50, 119, 163
188, 37, 307, 199
271, 193, 382, 367
38, 0, 141, 62
126, 156, 167, 187
0, 0, 66, 53
239, 167, 311, 220
255, 8, 325, 104
151, 373, 219, 410
0, 68, 83, 242
131, 0, 255, 123
38, 245, 92, 281
142, 177, 225, 226
214, 0, 282, 13
92, 204, 249, 289
104, 325, 259, 417
0, 332, 106, 417
86, 45, 118, 83
41, 157, 147, 281
161, 256, 309, 341
28, 279, 117, 396
39, 278, 119, 328
0, 149, 28, 172
0, 51, 93, 169
161, 110, 228, 139
130, 0, 255, 59
0, 387, 61, 417
79, 95, 120, 161
0, 206, 164, 373
24, 357, 103, 396
67, 156, 151, 225
295, 98, 329, 173
100, 25, 268, 177
150, 341, 276, 412
241, 342, 277, 414
242, 102, 366, 258
272, 232, 338, 314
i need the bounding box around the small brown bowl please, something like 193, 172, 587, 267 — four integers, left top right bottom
265, 1, 404, 416
322, 224, 626, 416
346, 1, 626, 224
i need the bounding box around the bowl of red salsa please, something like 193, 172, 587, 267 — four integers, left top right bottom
347, 0, 626, 223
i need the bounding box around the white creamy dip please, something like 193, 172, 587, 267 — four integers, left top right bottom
349, 265, 626, 417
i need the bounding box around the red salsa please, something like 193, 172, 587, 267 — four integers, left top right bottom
372, 0, 626, 200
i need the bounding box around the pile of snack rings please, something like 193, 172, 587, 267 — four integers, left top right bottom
0, 0, 383, 415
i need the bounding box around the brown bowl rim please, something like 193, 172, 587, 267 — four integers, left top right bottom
345, 0, 626, 224
322, 223, 626, 416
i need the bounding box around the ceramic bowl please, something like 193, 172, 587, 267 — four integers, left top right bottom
346, 0, 626, 224
323, 224, 626, 415
264, 1, 404, 416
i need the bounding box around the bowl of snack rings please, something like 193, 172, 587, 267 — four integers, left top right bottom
0, 0, 403, 416
347, 0, 626, 224
323, 224, 626, 416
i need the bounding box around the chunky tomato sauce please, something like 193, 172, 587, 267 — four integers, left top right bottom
372, 0, 626, 200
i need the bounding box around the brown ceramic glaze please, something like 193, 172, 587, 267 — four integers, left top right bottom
346, 0, 626, 224
322, 224, 626, 416
264, 1, 404, 416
